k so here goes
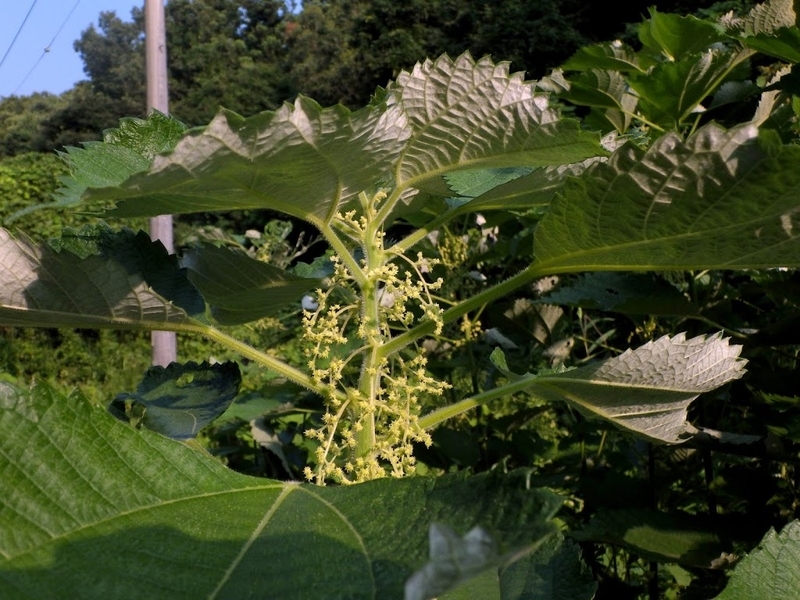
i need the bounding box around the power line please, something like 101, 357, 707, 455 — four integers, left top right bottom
12, 0, 82, 95
0, 0, 39, 72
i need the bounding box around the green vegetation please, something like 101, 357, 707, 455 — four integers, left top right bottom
1, 1, 800, 599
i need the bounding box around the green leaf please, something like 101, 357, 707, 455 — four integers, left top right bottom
496, 333, 746, 444
0, 228, 199, 330
82, 54, 602, 225
561, 41, 648, 72
0, 381, 561, 599
558, 69, 637, 133
638, 8, 727, 61
715, 520, 800, 599
389, 54, 603, 195
181, 244, 321, 325
7, 112, 188, 222
445, 168, 533, 201
572, 509, 726, 567
108, 361, 241, 440
98, 97, 408, 225
499, 532, 597, 600
533, 124, 800, 273
741, 27, 800, 62
628, 49, 749, 128
537, 273, 697, 315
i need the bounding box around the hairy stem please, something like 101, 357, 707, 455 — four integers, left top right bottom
202, 326, 346, 403
418, 373, 539, 429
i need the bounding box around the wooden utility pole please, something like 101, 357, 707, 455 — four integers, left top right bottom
144, 0, 176, 367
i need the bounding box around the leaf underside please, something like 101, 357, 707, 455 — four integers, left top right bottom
503, 333, 746, 443
75, 54, 602, 227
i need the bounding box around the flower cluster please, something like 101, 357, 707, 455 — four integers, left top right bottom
301, 206, 452, 484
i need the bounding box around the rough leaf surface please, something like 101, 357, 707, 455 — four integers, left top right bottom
534, 124, 800, 272
0, 383, 559, 600
500, 333, 746, 443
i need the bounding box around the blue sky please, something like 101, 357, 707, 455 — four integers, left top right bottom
0, 1, 141, 98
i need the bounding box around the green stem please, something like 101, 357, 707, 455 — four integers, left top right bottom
352, 225, 385, 458
379, 263, 542, 358
386, 207, 461, 256
202, 326, 346, 403
418, 373, 540, 429
319, 223, 367, 287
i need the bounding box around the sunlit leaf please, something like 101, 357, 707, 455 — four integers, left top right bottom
493, 333, 746, 443
638, 8, 727, 61
740, 0, 797, 35
534, 124, 800, 273
0, 382, 561, 599
715, 520, 800, 599
390, 54, 603, 195
75, 54, 602, 226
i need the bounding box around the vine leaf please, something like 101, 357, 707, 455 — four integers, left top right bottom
715, 520, 800, 599
0, 382, 560, 599
638, 8, 727, 61
492, 333, 746, 443
8, 112, 187, 221
390, 54, 603, 196
108, 361, 242, 440
0, 228, 198, 330
533, 124, 800, 273
73, 54, 602, 226
181, 244, 321, 325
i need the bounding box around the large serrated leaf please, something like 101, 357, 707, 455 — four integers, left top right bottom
181, 244, 321, 325
493, 333, 746, 443
740, 0, 797, 35
79, 54, 602, 225
0, 228, 198, 330
390, 54, 603, 195
0, 382, 560, 599
533, 124, 800, 273
101, 97, 409, 225
715, 520, 800, 599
